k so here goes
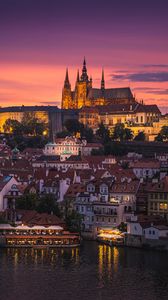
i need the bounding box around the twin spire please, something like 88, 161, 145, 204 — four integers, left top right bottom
64, 58, 105, 90
101, 69, 105, 90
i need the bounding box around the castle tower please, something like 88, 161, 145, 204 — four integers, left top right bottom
61, 68, 73, 109
80, 57, 89, 82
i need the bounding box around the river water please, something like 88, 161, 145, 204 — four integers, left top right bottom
0, 242, 168, 300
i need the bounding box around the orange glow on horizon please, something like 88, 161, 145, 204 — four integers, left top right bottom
0, 63, 168, 112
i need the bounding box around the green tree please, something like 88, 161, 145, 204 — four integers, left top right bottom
3, 119, 23, 135
16, 194, 39, 210
22, 112, 48, 136
155, 133, 163, 142
3, 113, 48, 137
81, 126, 94, 142
91, 148, 104, 156
36, 194, 61, 216
96, 122, 110, 143
64, 119, 83, 135
16, 194, 61, 217
124, 128, 133, 141
65, 210, 82, 233
156, 126, 168, 141
112, 123, 133, 141
104, 142, 127, 156
134, 131, 146, 141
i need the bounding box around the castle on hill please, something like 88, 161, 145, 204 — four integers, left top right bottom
61, 58, 135, 109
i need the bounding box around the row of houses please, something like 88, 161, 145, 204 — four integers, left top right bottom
0, 140, 168, 241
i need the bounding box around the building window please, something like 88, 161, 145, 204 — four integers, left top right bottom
159, 203, 168, 210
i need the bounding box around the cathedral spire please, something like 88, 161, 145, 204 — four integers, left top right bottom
76, 69, 80, 83
101, 69, 105, 90
81, 57, 88, 82
64, 68, 71, 89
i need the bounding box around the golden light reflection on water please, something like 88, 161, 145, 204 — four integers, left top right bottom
98, 244, 119, 282
5, 247, 80, 266
14, 249, 18, 267
113, 247, 119, 272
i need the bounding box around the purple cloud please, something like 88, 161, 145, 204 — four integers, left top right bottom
112, 72, 168, 82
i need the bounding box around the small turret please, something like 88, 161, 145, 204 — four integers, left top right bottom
101, 69, 105, 90
76, 69, 80, 83
90, 76, 92, 88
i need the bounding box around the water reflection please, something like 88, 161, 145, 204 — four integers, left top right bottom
4, 247, 80, 267
1, 243, 168, 300
98, 244, 119, 283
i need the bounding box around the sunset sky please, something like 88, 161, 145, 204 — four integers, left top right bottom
0, 0, 168, 112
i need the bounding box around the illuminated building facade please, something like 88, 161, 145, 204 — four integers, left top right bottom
0, 224, 80, 247
79, 103, 161, 140
0, 106, 78, 138
62, 58, 135, 109
147, 176, 168, 220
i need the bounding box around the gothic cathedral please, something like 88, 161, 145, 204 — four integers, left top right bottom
61, 58, 135, 109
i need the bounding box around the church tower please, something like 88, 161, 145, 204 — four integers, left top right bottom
80, 57, 89, 82
62, 68, 73, 109
75, 58, 89, 108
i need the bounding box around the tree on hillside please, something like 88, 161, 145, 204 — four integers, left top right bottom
36, 194, 61, 216
65, 210, 82, 233
3, 112, 48, 137
64, 119, 83, 135
134, 131, 146, 141
22, 112, 48, 136
64, 119, 94, 142
16, 194, 39, 210
3, 119, 23, 135
155, 133, 163, 142
96, 122, 110, 143
104, 142, 128, 156
16, 194, 61, 217
112, 123, 133, 141
81, 126, 94, 142
155, 126, 168, 142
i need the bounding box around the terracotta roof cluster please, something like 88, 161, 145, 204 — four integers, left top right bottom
110, 180, 140, 194
146, 176, 168, 193
80, 103, 161, 115
132, 160, 160, 169
16, 210, 66, 228
65, 183, 85, 198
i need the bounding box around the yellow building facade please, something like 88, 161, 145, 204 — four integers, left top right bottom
0, 108, 49, 133
79, 103, 162, 140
